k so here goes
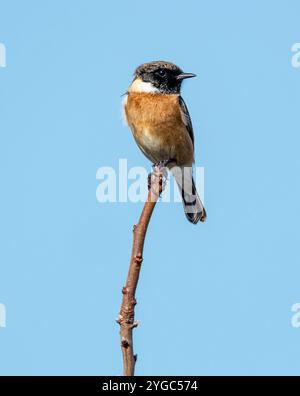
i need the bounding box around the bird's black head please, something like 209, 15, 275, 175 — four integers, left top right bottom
133, 61, 196, 94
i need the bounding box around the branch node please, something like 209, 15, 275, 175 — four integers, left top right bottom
134, 253, 143, 266
121, 339, 130, 349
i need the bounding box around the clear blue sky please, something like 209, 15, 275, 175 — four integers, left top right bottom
0, 0, 300, 375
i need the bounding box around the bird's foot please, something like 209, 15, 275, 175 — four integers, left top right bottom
152, 159, 173, 181
152, 159, 173, 172
152, 160, 169, 168
148, 160, 170, 195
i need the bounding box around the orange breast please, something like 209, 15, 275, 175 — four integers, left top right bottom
124, 93, 194, 166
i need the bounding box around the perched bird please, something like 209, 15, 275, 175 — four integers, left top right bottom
123, 61, 206, 224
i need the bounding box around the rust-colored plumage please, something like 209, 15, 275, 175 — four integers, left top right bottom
124, 92, 194, 166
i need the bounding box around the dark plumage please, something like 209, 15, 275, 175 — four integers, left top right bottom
134, 61, 189, 94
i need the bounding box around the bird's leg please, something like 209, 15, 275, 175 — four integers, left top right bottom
153, 159, 175, 182
148, 160, 171, 194
148, 169, 163, 197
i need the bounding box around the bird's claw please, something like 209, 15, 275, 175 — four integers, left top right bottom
152, 159, 173, 173
148, 160, 169, 195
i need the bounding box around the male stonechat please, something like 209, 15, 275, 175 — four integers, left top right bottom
123, 61, 206, 224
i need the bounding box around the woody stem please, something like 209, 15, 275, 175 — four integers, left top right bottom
117, 165, 164, 376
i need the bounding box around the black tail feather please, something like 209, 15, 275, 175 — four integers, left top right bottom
181, 177, 207, 224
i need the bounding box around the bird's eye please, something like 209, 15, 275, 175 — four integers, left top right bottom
157, 69, 166, 77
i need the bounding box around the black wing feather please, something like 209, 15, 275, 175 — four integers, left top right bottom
178, 96, 194, 147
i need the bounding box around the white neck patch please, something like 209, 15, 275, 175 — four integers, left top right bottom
129, 78, 159, 93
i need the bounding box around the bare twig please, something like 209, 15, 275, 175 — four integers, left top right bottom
117, 165, 164, 376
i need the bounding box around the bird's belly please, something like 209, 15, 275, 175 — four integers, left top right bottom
134, 125, 173, 163
133, 123, 193, 165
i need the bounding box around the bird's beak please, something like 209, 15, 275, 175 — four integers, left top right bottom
176, 72, 196, 81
